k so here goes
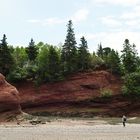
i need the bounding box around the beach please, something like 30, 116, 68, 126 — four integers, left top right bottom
0, 119, 140, 140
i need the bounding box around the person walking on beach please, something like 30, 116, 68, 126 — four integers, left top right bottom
122, 115, 127, 127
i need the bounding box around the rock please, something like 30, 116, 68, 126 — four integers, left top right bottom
0, 73, 21, 121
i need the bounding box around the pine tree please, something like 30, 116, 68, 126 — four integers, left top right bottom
61, 20, 77, 74
97, 43, 103, 59
107, 49, 121, 74
25, 39, 38, 80
0, 34, 14, 75
121, 39, 138, 73
78, 36, 90, 71
103, 47, 111, 57
47, 46, 61, 81
26, 38, 38, 62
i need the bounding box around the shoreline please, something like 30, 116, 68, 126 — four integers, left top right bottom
0, 120, 140, 140
0, 116, 139, 126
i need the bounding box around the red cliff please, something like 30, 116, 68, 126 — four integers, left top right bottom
0, 73, 21, 121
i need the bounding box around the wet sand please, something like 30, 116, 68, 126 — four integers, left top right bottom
0, 120, 140, 140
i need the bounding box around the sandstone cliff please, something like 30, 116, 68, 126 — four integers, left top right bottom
0, 73, 21, 121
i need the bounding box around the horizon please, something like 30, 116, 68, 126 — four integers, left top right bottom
0, 0, 140, 53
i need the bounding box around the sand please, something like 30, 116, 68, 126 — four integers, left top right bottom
0, 120, 140, 140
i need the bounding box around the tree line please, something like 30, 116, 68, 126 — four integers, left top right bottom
0, 20, 140, 96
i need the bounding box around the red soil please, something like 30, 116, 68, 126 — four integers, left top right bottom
16, 71, 140, 117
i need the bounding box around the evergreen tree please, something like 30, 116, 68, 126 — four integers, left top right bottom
121, 39, 138, 73
47, 46, 61, 81
78, 36, 90, 71
99, 47, 111, 69
61, 20, 77, 74
26, 38, 38, 62
25, 39, 39, 80
97, 44, 111, 65
0, 34, 14, 75
107, 49, 121, 74
103, 47, 111, 57
97, 43, 103, 59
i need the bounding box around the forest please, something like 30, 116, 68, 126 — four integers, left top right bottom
0, 20, 140, 96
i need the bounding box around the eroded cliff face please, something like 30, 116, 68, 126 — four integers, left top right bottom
0, 73, 21, 121
18, 71, 124, 117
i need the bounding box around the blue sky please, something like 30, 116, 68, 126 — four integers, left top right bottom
0, 0, 140, 53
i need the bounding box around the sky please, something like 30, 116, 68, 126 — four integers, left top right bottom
0, 0, 140, 53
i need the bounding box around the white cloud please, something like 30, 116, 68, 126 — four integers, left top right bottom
77, 32, 107, 41
42, 18, 66, 26
121, 6, 140, 19
125, 20, 140, 27
28, 9, 89, 26
120, 6, 140, 29
90, 31, 140, 53
77, 31, 140, 53
100, 16, 122, 28
76, 33, 95, 40
28, 18, 66, 26
27, 19, 40, 23
93, 0, 140, 6
98, 7, 140, 30
71, 9, 89, 23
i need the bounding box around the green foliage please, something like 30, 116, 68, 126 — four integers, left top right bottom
100, 88, 113, 98
61, 20, 78, 74
121, 39, 139, 73
102, 47, 111, 57
107, 49, 121, 74
97, 43, 103, 59
0, 34, 14, 76
26, 63, 38, 80
7, 67, 28, 83
26, 38, 38, 62
1, 26, 140, 91
12, 47, 28, 67
90, 53, 104, 69
36, 44, 49, 83
97, 44, 121, 74
36, 44, 63, 84
47, 46, 61, 82
78, 36, 90, 71
7, 46, 28, 82
122, 72, 140, 96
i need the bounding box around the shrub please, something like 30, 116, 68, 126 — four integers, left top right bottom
7, 67, 28, 83
100, 88, 112, 98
